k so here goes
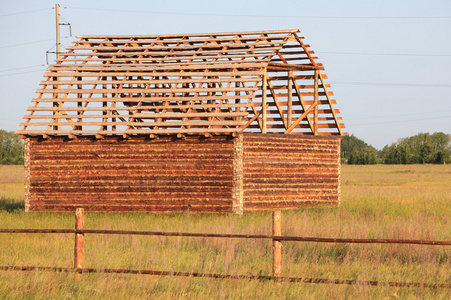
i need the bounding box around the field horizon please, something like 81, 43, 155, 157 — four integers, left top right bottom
0, 164, 450, 299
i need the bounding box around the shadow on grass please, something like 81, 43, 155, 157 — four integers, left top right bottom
0, 198, 25, 212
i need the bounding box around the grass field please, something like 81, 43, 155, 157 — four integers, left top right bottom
0, 164, 450, 299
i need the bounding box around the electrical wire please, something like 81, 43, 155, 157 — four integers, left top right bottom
0, 69, 46, 77
0, 39, 54, 49
0, 65, 46, 73
0, 8, 51, 17
66, 7, 451, 19
318, 51, 451, 57
345, 110, 451, 121
0, 36, 71, 49
329, 81, 451, 88
348, 115, 450, 126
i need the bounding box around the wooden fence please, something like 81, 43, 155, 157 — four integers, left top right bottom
1, 208, 450, 288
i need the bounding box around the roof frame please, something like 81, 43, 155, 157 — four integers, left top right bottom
17, 29, 346, 138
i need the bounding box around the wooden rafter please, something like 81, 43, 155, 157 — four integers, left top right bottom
17, 29, 346, 137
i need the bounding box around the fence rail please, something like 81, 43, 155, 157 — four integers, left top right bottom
1, 208, 450, 288
1, 228, 450, 246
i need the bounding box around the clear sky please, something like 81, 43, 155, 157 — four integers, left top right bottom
1, 0, 450, 149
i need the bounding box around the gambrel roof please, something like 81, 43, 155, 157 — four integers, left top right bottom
17, 29, 346, 138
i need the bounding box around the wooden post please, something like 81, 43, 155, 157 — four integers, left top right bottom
74, 208, 84, 276
272, 210, 282, 278
55, 4, 61, 61
77, 77, 82, 131
53, 4, 61, 132
313, 70, 319, 135
287, 70, 293, 127
262, 70, 267, 134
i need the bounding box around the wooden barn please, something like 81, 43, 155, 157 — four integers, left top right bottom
16, 29, 347, 213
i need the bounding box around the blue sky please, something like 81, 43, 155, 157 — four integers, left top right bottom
1, 0, 450, 149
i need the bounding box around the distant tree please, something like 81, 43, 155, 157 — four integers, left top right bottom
0, 130, 24, 165
380, 132, 450, 164
341, 135, 378, 164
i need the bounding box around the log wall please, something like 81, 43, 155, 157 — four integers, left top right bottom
242, 134, 341, 211
25, 136, 235, 212
24, 134, 341, 213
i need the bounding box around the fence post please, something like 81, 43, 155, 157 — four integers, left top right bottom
74, 208, 84, 276
273, 210, 282, 278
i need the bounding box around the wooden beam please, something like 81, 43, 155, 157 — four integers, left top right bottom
318, 71, 344, 136
266, 79, 287, 130
287, 70, 293, 126
314, 70, 319, 135
291, 77, 314, 133
267, 62, 321, 71
76, 29, 299, 39
262, 70, 267, 134
284, 103, 317, 134
16, 127, 242, 136
240, 103, 268, 132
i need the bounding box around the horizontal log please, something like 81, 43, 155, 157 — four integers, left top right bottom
30, 193, 233, 201
76, 29, 299, 39
40, 77, 261, 86
46, 61, 266, 72
29, 186, 233, 195
67, 40, 285, 52
30, 199, 233, 206
244, 123, 343, 130
17, 128, 241, 135
27, 205, 233, 212
51, 53, 272, 67
61, 46, 282, 58
28, 103, 252, 112
23, 111, 248, 120
254, 91, 333, 98
31, 179, 233, 188
36, 86, 258, 95
75, 34, 291, 45
132, 111, 248, 118
30, 153, 234, 161
31, 94, 253, 102
267, 62, 321, 70
269, 83, 331, 90
43, 70, 263, 78
243, 195, 338, 202
267, 74, 328, 81
244, 147, 339, 154
247, 107, 341, 114
21, 120, 245, 127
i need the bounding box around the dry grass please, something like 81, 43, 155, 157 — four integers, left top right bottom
0, 165, 25, 211
0, 164, 450, 299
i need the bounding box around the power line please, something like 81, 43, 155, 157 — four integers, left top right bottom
66, 7, 451, 19
0, 69, 45, 77
0, 8, 51, 17
0, 65, 46, 73
348, 115, 450, 126
0, 39, 55, 49
330, 81, 451, 88
345, 110, 451, 121
318, 51, 451, 57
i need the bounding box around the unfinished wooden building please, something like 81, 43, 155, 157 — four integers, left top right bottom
17, 29, 347, 213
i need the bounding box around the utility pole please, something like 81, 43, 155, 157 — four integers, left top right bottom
55, 3, 61, 60
53, 3, 61, 131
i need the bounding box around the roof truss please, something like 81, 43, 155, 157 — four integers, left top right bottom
17, 29, 346, 138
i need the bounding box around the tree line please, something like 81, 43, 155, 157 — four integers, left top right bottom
0, 130, 449, 165
341, 132, 451, 164
0, 130, 24, 165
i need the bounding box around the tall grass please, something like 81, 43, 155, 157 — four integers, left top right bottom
0, 164, 450, 299
0, 165, 24, 211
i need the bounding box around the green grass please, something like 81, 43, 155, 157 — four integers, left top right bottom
0, 164, 450, 299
